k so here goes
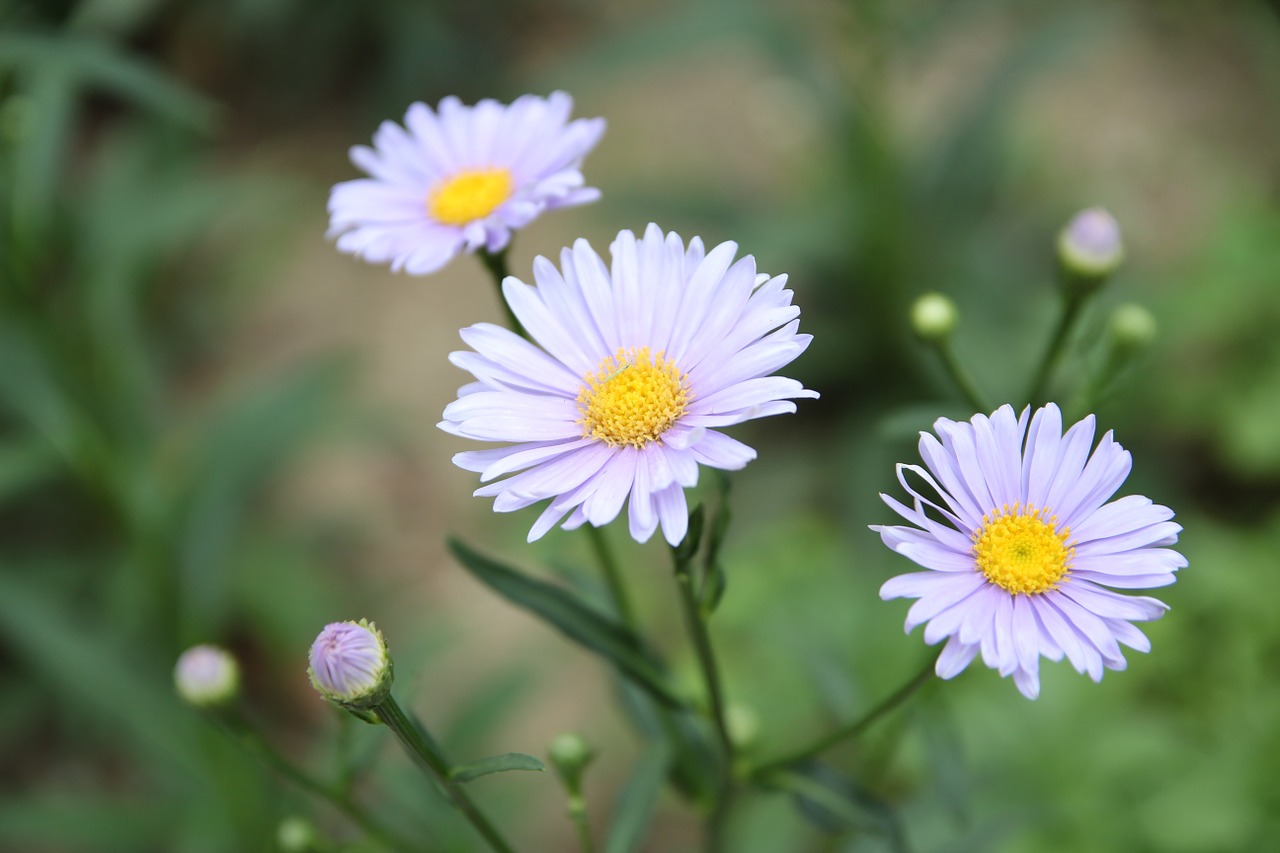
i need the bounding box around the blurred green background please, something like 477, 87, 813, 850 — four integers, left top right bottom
2, 0, 1279, 850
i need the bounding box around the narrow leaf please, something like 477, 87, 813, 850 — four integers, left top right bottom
603, 743, 671, 853
451, 752, 545, 783
766, 761, 907, 850
448, 538, 686, 709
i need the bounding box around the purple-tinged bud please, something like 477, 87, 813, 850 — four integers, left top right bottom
308, 620, 393, 712
174, 644, 240, 709
1057, 207, 1124, 288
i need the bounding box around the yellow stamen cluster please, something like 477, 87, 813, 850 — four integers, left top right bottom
427, 168, 514, 226
578, 348, 690, 448
972, 504, 1072, 595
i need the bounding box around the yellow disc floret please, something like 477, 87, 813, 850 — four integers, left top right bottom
972, 504, 1072, 595
578, 348, 690, 448
427, 168, 514, 225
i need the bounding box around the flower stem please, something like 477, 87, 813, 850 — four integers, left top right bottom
219, 714, 413, 853
931, 337, 988, 412
373, 696, 516, 853
586, 525, 636, 628
478, 248, 528, 339
567, 794, 594, 853
1027, 290, 1088, 405
673, 550, 735, 851
747, 649, 940, 780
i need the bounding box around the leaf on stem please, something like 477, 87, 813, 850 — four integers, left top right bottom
447, 538, 686, 709
450, 753, 546, 783
763, 761, 907, 850
603, 743, 672, 853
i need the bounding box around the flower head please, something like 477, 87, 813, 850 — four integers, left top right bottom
440, 224, 818, 545
874, 404, 1183, 699
327, 92, 605, 275
174, 644, 240, 708
308, 620, 393, 711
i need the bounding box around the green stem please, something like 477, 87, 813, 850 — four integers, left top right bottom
1027, 290, 1088, 405
219, 715, 412, 853
748, 649, 940, 780
586, 525, 636, 628
673, 553, 735, 852
932, 338, 988, 413
478, 248, 527, 339
567, 795, 594, 853
373, 696, 516, 853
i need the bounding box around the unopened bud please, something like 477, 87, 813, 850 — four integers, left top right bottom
308, 620, 393, 713
548, 732, 594, 790
1057, 207, 1124, 288
726, 703, 760, 750
910, 293, 958, 343
276, 816, 319, 852
174, 645, 240, 709
1107, 303, 1157, 353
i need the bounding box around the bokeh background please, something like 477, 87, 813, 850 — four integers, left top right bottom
3, 0, 1279, 850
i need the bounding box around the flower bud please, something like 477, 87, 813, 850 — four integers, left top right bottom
1107, 302, 1157, 354
175, 645, 240, 709
1057, 207, 1124, 288
548, 731, 594, 791
308, 620, 393, 712
726, 703, 760, 750
276, 816, 319, 852
910, 293, 958, 343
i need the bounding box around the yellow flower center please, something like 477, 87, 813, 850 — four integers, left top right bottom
972, 504, 1072, 595
578, 347, 690, 448
427, 168, 514, 226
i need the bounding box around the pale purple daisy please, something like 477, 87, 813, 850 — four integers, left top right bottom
874, 403, 1183, 699
327, 92, 605, 275
439, 224, 818, 545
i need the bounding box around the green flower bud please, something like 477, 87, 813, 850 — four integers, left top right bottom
308, 619, 393, 713
910, 293, 958, 343
548, 731, 594, 790
1057, 207, 1124, 289
1107, 302, 1157, 353
726, 703, 760, 750
276, 816, 319, 852
174, 645, 240, 709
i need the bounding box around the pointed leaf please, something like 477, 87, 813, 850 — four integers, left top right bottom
448, 538, 686, 709
603, 743, 671, 853
451, 752, 545, 783
766, 761, 907, 850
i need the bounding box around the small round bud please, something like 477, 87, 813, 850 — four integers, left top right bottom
725, 703, 760, 750
1057, 207, 1124, 287
174, 645, 240, 709
910, 293, 958, 343
1107, 303, 1157, 353
276, 816, 318, 852
548, 731, 594, 793
308, 620, 393, 712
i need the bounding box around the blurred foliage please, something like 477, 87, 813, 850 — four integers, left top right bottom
2, 0, 1279, 851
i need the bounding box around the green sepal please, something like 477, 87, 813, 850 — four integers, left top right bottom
450, 752, 545, 783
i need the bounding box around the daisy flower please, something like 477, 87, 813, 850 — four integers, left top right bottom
328, 92, 605, 275
874, 403, 1183, 699
439, 224, 818, 545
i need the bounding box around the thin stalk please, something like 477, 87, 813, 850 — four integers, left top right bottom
748, 649, 940, 780
478, 248, 527, 338
567, 795, 594, 853
932, 338, 988, 413
220, 716, 413, 853
1027, 290, 1088, 405
673, 554, 735, 852
586, 525, 636, 628
373, 696, 516, 853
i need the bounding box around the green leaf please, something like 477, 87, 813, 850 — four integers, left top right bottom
766, 761, 906, 849
448, 538, 686, 709
450, 752, 545, 783
603, 743, 671, 853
